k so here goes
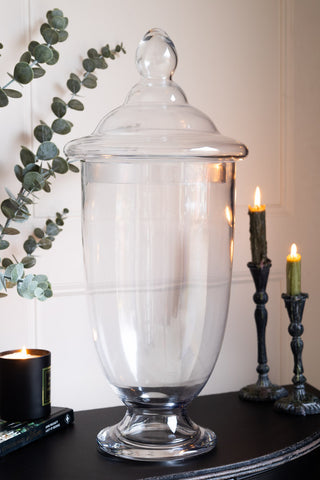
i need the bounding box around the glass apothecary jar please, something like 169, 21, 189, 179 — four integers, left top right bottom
65, 28, 248, 461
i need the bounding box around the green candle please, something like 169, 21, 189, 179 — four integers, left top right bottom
248, 186, 267, 266
286, 243, 301, 295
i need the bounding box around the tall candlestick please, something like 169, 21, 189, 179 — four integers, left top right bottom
286, 243, 301, 296
248, 187, 268, 266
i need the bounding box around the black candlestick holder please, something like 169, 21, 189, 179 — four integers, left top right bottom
239, 261, 288, 402
274, 293, 320, 415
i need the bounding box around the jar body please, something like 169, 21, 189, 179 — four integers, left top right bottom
82, 159, 235, 412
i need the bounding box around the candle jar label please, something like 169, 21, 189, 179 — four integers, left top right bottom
42, 366, 51, 406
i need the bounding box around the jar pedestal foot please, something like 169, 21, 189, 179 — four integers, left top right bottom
97, 406, 216, 461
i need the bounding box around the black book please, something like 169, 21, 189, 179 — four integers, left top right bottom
0, 406, 74, 457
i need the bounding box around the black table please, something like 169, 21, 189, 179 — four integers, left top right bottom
1, 386, 320, 479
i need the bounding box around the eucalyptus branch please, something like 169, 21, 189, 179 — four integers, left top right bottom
0, 29, 125, 300
0, 9, 68, 107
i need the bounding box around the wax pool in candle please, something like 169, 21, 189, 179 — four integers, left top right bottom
248, 186, 267, 265
1, 346, 40, 359
286, 243, 301, 296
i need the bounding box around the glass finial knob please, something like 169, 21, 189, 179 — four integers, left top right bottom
136, 28, 177, 80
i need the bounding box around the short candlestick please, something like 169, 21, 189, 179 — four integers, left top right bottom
274, 293, 320, 415
239, 261, 288, 402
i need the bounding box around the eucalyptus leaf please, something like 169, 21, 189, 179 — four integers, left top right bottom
48, 15, 67, 30
20, 146, 35, 166
23, 236, 37, 254
40, 23, 51, 36
17, 275, 36, 299
70, 73, 81, 82
21, 256, 37, 269
1, 198, 19, 219
4, 89, 22, 98
34, 287, 44, 298
68, 163, 80, 173
34, 44, 53, 63
2, 258, 13, 268
5, 188, 16, 201
43, 181, 51, 193
0, 240, 9, 250
56, 218, 64, 226
58, 30, 68, 42
47, 8, 64, 18
14, 62, 34, 84
67, 78, 81, 94
1, 198, 30, 223
51, 98, 67, 117
0, 293, 8, 298
101, 46, 111, 58
23, 171, 46, 192
94, 57, 107, 69
32, 67, 46, 78
83, 58, 95, 72
34, 124, 53, 142
34, 228, 44, 238
46, 47, 59, 65
46, 222, 60, 236
52, 157, 68, 174
38, 281, 49, 291
28, 40, 39, 55
20, 51, 32, 63
38, 238, 52, 250
87, 48, 99, 58
2, 227, 20, 235
36, 141, 59, 160
82, 77, 97, 89
0, 88, 9, 107
4, 264, 18, 282
41, 27, 59, 45
44, 289, 53, 299
34, 274, 49, 283
68, 99, 84, 111
51, 118, 71, 135
7, 263, 24, 283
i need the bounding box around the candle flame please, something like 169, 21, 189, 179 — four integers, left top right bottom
21, 346, 28, 358
254, 186, 261, 208
290, 243, 298, 257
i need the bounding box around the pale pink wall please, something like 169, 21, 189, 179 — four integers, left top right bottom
0, 0, 319, 410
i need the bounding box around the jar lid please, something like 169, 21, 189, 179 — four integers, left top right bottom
65, 28, 248, 161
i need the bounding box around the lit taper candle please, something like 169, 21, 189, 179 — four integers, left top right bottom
248, 186, 267, 266
286, 243, 301, 296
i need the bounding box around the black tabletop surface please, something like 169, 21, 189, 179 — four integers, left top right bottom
1, 386, 320, 479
